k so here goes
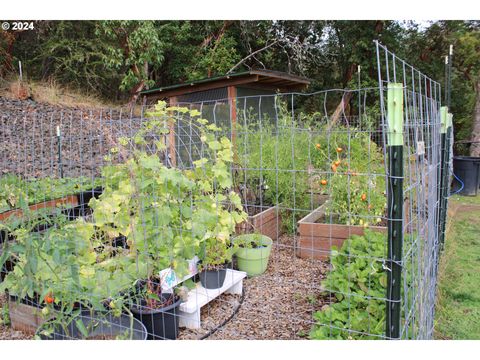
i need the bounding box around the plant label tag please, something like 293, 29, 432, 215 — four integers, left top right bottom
159, 268, 178, 291
159, 256, 199, 291
417, 141, 425, 156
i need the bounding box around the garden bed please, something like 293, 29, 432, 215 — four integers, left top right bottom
296, 203, 387, 260
235, 205, 283, 241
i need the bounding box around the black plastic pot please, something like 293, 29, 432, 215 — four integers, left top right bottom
112, 235, 129, 249
199, 265, 227, 290
130, 294, 182, 340
452, 156, 480, 196
76, 187, 103, 207
37, 312, 147, 340
61, 204, 92, 221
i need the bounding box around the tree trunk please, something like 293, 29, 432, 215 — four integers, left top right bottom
470, 76, 480, 157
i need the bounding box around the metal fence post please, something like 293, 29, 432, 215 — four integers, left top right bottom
438, 107, 448, 249
386, 83, 404, 339
440, 112, 453, 249
56, 125, 63, 178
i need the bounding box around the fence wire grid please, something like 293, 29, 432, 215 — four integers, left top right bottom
0, 43, 451, 340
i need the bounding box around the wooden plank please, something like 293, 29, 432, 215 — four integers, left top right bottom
297, 201, 387, 260
8, 298, 47, 335
235, 205, 283, 240
299, 222, 387, 238
0, 195, 79, 221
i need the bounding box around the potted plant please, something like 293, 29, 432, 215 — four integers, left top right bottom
129, 277, 184, 340
233, 233, 273, 276
198, 236, 234, 289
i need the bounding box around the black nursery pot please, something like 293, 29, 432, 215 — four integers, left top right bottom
76, 187, 103, 207
37, 311, 147, 340
199, 264, 228, 290
130, 294, 182, 340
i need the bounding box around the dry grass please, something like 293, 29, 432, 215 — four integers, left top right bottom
0, 78, 119, 109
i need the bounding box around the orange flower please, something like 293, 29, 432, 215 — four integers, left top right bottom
44, 295, 55, 304
315, 143, 321, 149
336, 147, 343, 153
334, 160, 341, 167
321, 179, 327, 185
361, 194, 367, 202
331, 164, 337, 172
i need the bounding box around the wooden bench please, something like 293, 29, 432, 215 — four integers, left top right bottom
178, 269, 246, 329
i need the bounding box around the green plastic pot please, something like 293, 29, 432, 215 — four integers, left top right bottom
234, 234, 273, 276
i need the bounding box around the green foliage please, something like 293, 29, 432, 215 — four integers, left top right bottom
187, 34, 241, 81
97, 21, 164, 92
1, 101, 246, 336
236, 107, 386, 232
309, 230, 387, 340
91, 101, 246, 276
316, 130, 386, 226
0, 174, 99, 213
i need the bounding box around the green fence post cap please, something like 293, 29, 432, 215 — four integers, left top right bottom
440, 107, 448, 133
387, 83, 404, 146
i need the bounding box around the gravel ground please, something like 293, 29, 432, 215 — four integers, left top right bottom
0, 235, 328, 340
180, 234, 329, 340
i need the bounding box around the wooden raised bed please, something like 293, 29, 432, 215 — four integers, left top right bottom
7, 297, 52, 335
296, 203, 387, 260
236, 205, 283, 241
0, 195, 79, 222
235, 194, 329, 241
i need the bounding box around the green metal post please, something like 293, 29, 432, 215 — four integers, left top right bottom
438, 108, 448, 249
57, 125, 63, 178
440, 113, 453, 249
386, 83, 404, 339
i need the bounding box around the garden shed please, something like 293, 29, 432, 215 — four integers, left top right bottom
140, 69, 311, 167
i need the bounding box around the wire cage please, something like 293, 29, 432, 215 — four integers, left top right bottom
0, 43, 452, 340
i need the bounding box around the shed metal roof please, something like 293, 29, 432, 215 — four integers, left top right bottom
140, 69, 311, 99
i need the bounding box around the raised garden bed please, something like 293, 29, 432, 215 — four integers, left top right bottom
0, 187, 102, 223
235, 205, 282, 241
7, 297, 49, 335
235, 194, 329, 241
296, 203, 387, 260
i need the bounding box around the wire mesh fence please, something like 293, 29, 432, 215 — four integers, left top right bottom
0, 43, 452, 340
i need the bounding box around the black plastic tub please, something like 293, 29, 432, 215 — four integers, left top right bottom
452, 156, 480, 196
37, 312, 148, 340
199, 266, 227, 290
131, 294, 182, 340
76, 187, 103, 207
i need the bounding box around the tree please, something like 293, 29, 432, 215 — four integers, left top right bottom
97, 21, 165, 102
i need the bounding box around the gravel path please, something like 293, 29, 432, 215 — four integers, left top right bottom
179, 234, 329, 340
